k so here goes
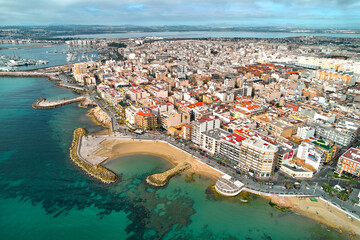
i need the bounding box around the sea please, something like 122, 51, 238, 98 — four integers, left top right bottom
0, 76, 348, 240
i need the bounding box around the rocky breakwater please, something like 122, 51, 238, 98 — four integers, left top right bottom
88, 106, 111, 127
70, 128, 118, 183
146, 162, 191, 187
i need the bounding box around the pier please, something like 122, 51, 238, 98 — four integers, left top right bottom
146, 162, 191, 187
32, 96, 85, 109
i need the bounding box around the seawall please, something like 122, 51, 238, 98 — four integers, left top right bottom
70, 128, 118, 184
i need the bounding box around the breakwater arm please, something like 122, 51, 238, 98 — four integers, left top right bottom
70, 128, 118, 183
146, 162, 191, 187
32, 96, 85, 109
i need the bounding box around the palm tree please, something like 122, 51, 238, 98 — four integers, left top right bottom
349, 179, 357, 187
331, 188, 338, 201
350, 199, 359, 206
338, 190, 349, 202
327, 173, 333, 184
322, 183, 331, 192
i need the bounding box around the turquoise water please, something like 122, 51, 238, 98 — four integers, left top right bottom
0, 77, 348, 239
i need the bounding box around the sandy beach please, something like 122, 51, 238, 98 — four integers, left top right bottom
94, 138, 223, 181
270, 195, 360, 237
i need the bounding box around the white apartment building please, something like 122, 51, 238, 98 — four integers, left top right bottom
191, 116, 221, 146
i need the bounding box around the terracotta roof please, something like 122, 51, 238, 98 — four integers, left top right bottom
136, 111, 153, 117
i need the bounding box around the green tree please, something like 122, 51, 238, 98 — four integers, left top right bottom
350, 199, 359, 205
349, 179, 357, 187
326, 173, 333, 184
338, 190, 349, 202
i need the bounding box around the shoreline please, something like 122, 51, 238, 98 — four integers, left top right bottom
269, 195, 360, 237
10, 71, 357, 237
90, 135, 360, 237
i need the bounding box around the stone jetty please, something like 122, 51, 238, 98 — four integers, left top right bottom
70, 128, 118, 184
32, 96, 85, 109
146, 162, 191, 187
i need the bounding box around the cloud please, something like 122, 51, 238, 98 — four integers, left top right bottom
0, 0, 359, 27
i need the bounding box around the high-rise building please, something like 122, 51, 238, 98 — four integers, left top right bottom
219, 133, 246, 164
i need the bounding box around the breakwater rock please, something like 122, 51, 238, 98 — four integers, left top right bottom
146, 162, 191, 187
88, 106, 111, 127
70, 128, 118, 183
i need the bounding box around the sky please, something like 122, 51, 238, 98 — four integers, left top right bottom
0, 0, 360, 28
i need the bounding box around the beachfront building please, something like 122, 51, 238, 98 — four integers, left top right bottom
238, 138, 278, 178
219, 133, 246, 164
135, 111, 157, 130
191, 116, 221, 146
275, 145, 295, 169
336, 148, 360, 177
180, 124, 192, 140
296, 142, 324, 171
125, 105, 141, 127
200, 128, 230, 155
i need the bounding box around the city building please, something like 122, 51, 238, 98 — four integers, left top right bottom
238, 138, 278, 178
201, 128, 230, 155
265, 120, 293, 138
336, 148, 360, 177
191, 116, 221, 146
219, 133, 246, 164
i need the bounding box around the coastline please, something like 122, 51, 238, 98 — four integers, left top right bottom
87, 106, 112, 131
90, 135, 360, 237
